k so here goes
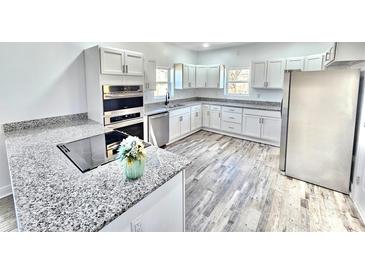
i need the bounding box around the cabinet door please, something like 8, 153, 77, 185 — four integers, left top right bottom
304, 54, 323, 71
207, 66, 220, 88
100, 47, 124, 75
196, 66, 207, 88
188, 65, 196, 88
266, 60, 285, 89
191, 109, 202, 130
261, 117, 281, 144
243, 115, 261, 138
144, 60, 156, 90
210, 110, 221, 130
169, 115, 181, 141
251, 61, 267, 88
285, 57, 304, 71
180, 113, 191, 136
183, 65, 190, 89
202, 106, 210, 127
124, 50, 144, 76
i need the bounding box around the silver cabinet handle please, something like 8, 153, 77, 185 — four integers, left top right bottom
229, 117, 234, 119
195, 112, 198, 117
180, 116, 183, 122
219, 112, 221, 118
122, 65, 125, 73
229, 126, 234, 129
126, 65, 128, 73
325, 51, 330, 61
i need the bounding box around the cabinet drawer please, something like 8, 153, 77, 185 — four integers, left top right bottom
243, 108, 281, 118
191, 104, 202, 112
210, 105, 221, 111
222, 121, 242, 134
170, 107, 190, 117
222, 112, 242, 124
222, 106, 242, 114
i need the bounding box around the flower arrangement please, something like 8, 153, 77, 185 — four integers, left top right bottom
117, 136, 147, 179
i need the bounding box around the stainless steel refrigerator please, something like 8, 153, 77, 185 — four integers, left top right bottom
279, 69, 360, 194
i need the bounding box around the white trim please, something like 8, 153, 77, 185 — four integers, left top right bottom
350, 194, 365, 226
0, 184, 12, 199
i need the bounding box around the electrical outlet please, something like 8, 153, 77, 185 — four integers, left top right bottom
131, 217, 143, 232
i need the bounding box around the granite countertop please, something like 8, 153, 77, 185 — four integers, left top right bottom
144, 98, 281, 116
4, 117, 190, 232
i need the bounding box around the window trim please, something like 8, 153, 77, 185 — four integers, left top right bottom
224, 66, 250, 97
154, 66, 170, 98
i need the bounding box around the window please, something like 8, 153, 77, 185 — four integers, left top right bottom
225, 68, 250, 96
155, 67, 169, 97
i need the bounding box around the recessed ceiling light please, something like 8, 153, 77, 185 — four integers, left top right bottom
202, 43, 210, 48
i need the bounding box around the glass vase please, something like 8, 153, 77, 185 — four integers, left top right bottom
122, 158, 145, 180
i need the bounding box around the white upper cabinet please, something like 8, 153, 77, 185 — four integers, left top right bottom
324, 42, 365, 67
251, 60, 284, 89
187, 65, 196, 88
100, 47, 144, 76
266, 60, 285, 89
124, 50, 144, 76
100, 47, 124, 75
304, 54, 324, 71
251, 61, 267, 88
207, 66, 221, 88
174, 64, 196, 89
285, 57, 304, 71
196, 66, 208, 88
144, 60, 156, 90
180, 65, 223, 89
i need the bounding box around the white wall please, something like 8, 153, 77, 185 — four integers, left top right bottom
0, 42, 197, 197
197, 42, 332, 101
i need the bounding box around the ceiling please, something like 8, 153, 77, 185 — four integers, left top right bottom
171, 42, 253, 52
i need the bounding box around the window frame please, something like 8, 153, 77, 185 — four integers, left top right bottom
154, 66, 171, 98
224, 67, 250, 97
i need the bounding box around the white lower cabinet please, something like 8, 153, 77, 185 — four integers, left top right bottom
169, 107, 191, 142
190, 105, 202, 131
209, 109, 221, 130
221, 121, 242, 134
169, 115, 181, 141
202, 105, 210, 127
243, 115, 261, 138
261, 117, 281, 143
168, 103, 281, 147
180, 112, 191, 136
242, 112, 281, 145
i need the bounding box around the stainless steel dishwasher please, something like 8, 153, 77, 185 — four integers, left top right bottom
148, 112, 169, 147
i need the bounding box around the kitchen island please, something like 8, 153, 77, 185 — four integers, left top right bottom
3, 114, 190, 232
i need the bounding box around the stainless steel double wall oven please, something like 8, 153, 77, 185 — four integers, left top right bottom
102, 84, 144, 140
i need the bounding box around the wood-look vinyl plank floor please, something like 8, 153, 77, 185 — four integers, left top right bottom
167, 130, 365, 232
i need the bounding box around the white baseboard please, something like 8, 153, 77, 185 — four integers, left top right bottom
350, 194, 365, 226
0, 184, 12, 199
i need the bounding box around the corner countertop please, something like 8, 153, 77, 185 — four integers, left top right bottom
144, 98, 281, 116
4, 117, 190, 232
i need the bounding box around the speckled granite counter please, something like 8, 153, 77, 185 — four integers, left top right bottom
144, 97, 281, 116
4, 116, 190, 232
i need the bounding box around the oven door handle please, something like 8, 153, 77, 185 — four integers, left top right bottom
104, 118, 144, 130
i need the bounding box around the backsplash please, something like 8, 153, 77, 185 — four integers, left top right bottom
144, 88, 282, 104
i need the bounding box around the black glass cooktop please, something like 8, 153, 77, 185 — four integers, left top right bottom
57, 130, 150, 173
